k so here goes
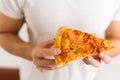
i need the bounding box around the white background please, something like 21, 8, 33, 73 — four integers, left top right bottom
0, 24, 120, 80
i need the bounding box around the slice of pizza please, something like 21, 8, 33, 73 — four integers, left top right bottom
54, 26, 115, 67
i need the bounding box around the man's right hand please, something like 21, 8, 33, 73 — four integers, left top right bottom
31, 40, 61, 72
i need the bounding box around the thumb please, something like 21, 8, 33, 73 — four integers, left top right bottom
34, 48, 61, 58
40, 40, 54, 48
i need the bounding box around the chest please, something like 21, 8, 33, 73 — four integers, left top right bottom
24, 0, 119, 35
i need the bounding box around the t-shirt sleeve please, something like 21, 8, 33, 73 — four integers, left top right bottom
0, 0, 24, 19
112, 6, 120, 21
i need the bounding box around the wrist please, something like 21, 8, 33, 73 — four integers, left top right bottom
25, 42, 36, 61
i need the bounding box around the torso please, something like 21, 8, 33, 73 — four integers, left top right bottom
24, 0, 120, 42
20, 0, 120, 80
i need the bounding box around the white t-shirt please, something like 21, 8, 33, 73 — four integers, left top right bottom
0, 0, 120, 80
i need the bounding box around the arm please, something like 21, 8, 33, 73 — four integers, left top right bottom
0, 13, 61, 72
83, 21, 120, 67
105, 21, 120, 57
0, 14, 33, 60
0, 13, 34, 60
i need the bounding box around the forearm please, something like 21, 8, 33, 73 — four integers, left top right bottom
106, 38, 120, 57
0, 33, 35, 61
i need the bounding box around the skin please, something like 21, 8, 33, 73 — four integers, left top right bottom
0, 13, 120, 72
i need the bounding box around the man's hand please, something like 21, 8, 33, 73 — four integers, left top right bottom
83, 53, 111, 67
31, 40, 61, 72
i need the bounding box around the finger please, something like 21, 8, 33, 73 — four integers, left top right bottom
36, 63, 58, 72
40, 40, 54, 48
99, 53, 111, 64
40, 48, 61, 57
83, 56, 100, 65
37, 65, 58, 72
84, 56, 101, 67
33, 48, 61, 57
83, 57, 90, 65
37, 64, 65, 72
33, 58, 57, 68
93, 55, 101, 62
36, 65, 52, 72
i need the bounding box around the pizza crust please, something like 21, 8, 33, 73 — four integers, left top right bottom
54, 26, 67, 67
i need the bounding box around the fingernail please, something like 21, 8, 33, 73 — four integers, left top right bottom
55, 49, 61, 55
